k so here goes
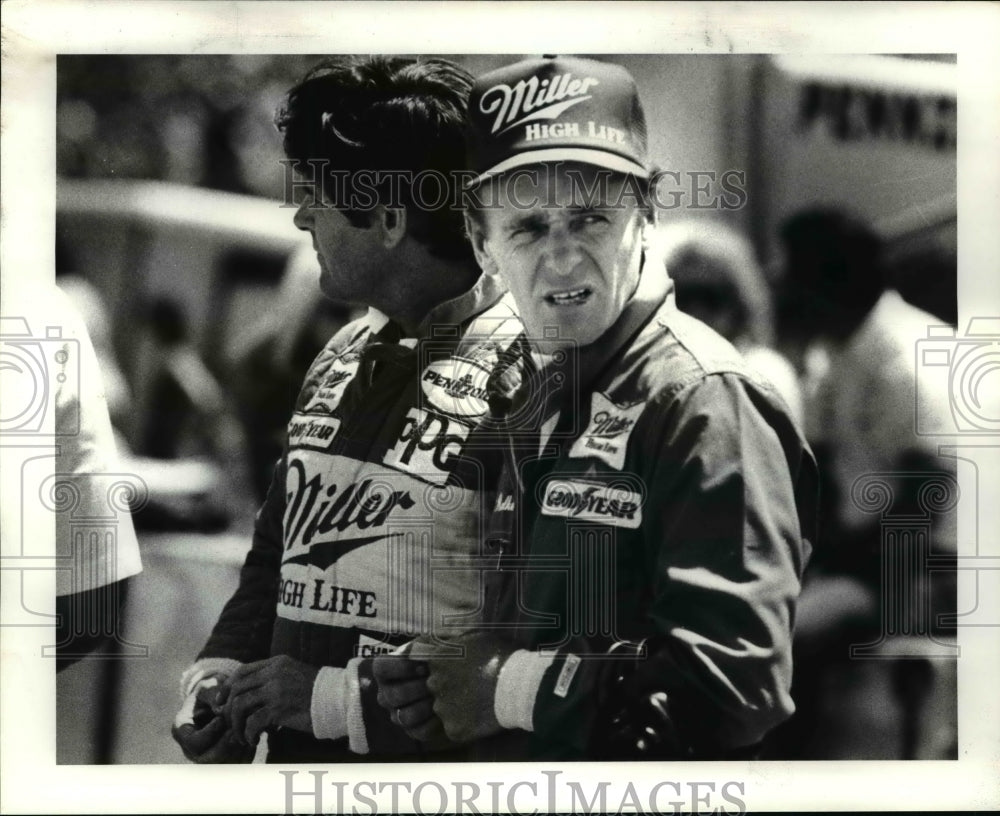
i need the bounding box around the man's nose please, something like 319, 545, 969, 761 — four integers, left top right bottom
292, 201, 314, 231
539, 225, 584, 277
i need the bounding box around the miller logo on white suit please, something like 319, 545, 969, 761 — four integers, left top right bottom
277, 454, 483, 637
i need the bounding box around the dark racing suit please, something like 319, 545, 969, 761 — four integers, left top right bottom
186, 273, 522, 762
478, 267, 818, 760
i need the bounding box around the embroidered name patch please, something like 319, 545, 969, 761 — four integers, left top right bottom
567, 393, 644, 470
356, 634, 396, 657
554, 654, 582, 698
304, 361, 359, 413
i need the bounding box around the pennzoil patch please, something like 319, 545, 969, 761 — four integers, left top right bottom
419, 357, 492, 419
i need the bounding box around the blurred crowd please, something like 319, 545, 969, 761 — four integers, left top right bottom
58, 55, 326, 200
57, 245, 357, 531
54, 55, 959, 761
664, 213, 958, 759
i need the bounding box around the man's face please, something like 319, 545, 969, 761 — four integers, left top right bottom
292, 181, 380, 305
468, 164, 649, 348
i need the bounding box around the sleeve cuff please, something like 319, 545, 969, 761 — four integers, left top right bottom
494, 649, 556, 732
344, 657, 368, 753
180, 657, 243, 699
310, 666, 349, 741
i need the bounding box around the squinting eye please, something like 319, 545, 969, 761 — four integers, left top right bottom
573, 214, 609, 230
510, 224, 546, 241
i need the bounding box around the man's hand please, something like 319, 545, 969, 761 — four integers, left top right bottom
592, 645, 687, 760
600, 690, 681, 759
172, 681, 254, 763
421, 632, 513, 744
223, 655, 320, 747
372, 652, 445, 743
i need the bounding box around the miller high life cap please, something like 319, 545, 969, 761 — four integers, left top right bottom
467, 55, 649, 186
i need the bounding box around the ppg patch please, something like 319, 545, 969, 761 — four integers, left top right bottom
383, 407, 472, 485
568, 393, 644, 470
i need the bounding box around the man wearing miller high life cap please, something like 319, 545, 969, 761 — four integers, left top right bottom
375, 56, 819, 760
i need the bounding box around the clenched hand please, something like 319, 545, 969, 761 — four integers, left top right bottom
421, 632, 514, 744
372, 644, 456, 750
172, 681, 254, 763
223, 655, 319, 747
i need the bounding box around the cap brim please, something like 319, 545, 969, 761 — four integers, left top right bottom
466, 147, 650, 189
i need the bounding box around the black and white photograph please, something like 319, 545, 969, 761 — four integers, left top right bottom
2, 2, 998, 813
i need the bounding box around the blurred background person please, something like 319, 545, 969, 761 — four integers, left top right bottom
768, 207, 958, 759
659, 219, 802, 425
57, 273, 134, 436
6, 283, 144, 665
224, 243, 360, 502
127, 296, 254, 531
57, 254, 251, 534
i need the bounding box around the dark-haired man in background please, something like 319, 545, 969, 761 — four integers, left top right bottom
172, 55, 521, 762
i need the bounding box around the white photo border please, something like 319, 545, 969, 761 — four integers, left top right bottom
2, 1, 999, 812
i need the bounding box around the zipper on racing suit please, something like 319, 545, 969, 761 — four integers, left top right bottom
483, 423, 522, 621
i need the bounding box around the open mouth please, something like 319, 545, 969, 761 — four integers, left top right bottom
545, 288, 592, 306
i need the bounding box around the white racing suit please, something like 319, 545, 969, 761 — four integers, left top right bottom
185, 273, 521, 761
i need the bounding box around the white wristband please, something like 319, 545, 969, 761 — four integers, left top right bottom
310, 667, 349, 741
174, 678, 218, 729
344, 658, 368, 754
494, 649, 556, 732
